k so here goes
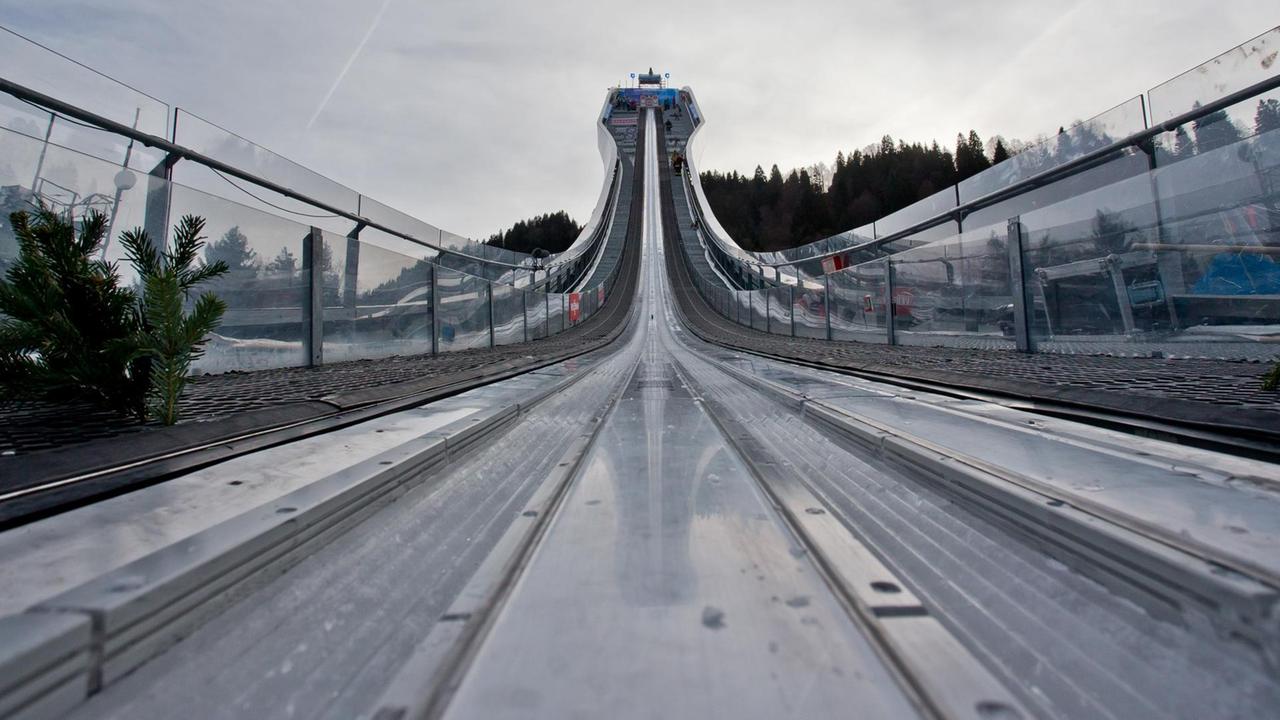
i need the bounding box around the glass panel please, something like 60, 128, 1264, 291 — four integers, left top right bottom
0, 28, 169, 136
768, 286, 792, 335
1139, 121, 1279, 359
1018, 172, 1164, 354
1148, 28, 1280, 125
492, 282, 525, 346
828, 262, 888, 343
435, 267, 491, 352
793, 283, 828, 339
732, 290, 748, 326
751, 290, 768, 332
0, 126, 153, 275
172, 185, 310, 372
963, 152, 1150, 230
873, 186, 957, 238
324, 240, 434, 363
525, 290, 548, 339
958, 97, 1147, 203
891, 222, 1017, 350
173, 110, 359, 215
547, 292, 565, 335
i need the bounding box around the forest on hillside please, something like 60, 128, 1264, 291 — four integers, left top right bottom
700, 130, 1008, 253
484, 211, 582, 255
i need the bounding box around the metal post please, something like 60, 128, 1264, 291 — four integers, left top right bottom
30, 113, 55, 196
765, 289, 771, 334
487, 281, 495, 348
343, 223, 363, 341
789, 285, 796, 337
883, 257, 896, 346
824, 274, 833, 341
431, 262, 439, 355
143, 153, 179, 255
522, 289, 529, 343
303, 227, 325, 366
1006, 217, 1033, 353
545, 292, 550, 336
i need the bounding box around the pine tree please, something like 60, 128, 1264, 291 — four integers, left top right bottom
0, 209, 148, 416
1192, 103, 1243, 153
992, 138, 1010, 164
204, 226, 258, 274
121, 216, 228, 425
266, 246, 298, 274
1255, 99, 1280, 135
1171, 126, 1196, 160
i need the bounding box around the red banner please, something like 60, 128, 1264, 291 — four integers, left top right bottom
568, 293, 581, 323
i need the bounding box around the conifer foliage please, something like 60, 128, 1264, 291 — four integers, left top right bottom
0, 209, 228, 425
121, 215, 228, 425
0, 209, 149, 416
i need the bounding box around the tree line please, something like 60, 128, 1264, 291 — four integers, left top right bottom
485, 211, 582, 255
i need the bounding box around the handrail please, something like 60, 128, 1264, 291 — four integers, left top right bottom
0, 76, 552, 274
709, 71, 1280, 271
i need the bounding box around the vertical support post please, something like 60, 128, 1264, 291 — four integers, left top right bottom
487, 281, 495, 348
765, 288, 771, 334
343, 223, 363, 340
143, 153, 180, 256
522, 289, 529, 343
824, 274, 833, 341
1006, 217, 1033, 353
430, 262, 439, 355
789, 285, 796, 337
303, 227, 324, 367
883, 257, 897, 346
545, 292, 550, 336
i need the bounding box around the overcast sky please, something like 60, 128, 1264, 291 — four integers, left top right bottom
1, 1, 1275, 240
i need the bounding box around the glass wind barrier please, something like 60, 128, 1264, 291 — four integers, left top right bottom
890, 221, 1016, 351
173, 109, 360, 217
0, 122, 622, 374
525, 290, 549, 340
958, 97, 1149, 204
793, 282, 828, 339
1147, 27, 1280, 125
491, 283, 526, 346
767, 286, 793, 335
0, 28, 547, 284
1019, 101, 1280, 360
323, 239, 436, 364
0, 27, 169, 174
435, 266, 491, 352
547, 293, 565, 335
828, 262, 889, 344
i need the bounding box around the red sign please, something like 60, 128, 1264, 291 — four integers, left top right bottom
862, 294, 874, 313
597, 286, 605, 305
568, 293, 581, 323
892, 287, 915, 315
821, 254, 847, 275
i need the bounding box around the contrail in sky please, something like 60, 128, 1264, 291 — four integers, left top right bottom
306, 0, 395, 129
